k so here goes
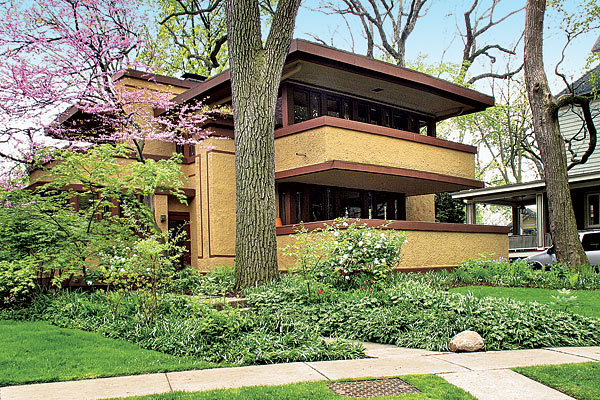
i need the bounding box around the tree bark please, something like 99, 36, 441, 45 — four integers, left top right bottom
524, 0, 588, 267
225, 0, 300, 288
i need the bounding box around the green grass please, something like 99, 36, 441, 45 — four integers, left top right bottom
0, 319, 215, 386
514, 362, 600, 400
116, 375, 476, 400
449, 286, 600, 318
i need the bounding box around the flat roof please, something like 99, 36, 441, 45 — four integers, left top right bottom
159, 39, 494, 118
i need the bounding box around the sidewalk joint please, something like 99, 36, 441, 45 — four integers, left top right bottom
165, 373, 174, 392
543, 347, 599, 362
429, 355, 473, 371
303, 362, 331, 381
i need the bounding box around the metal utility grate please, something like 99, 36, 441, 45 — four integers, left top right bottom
327, 377, 420, 397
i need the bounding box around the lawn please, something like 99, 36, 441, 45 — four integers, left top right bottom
115, 375, 476, 400
0, 320, 215, 386
514, 362, 600, 400
449, 286, 600, 318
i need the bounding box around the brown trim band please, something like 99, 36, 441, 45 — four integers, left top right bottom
29, 182, 195, 198
275, 160, 484, 189
113, 69, 199, 89
276, 218, 510, 235
274, 116, 477, 154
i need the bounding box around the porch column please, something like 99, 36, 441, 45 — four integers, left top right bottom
536, 193, 547, 249
512, 206, 521, 235
466, 202, 476, 224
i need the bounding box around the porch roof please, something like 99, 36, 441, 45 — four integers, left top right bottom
451, 171, 600, 206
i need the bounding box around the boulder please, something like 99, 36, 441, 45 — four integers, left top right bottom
448, 330, 484, 352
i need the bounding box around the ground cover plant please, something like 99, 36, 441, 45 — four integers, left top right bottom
0, 319, 212, 386
514, 362, 600, 400
114, 375, 476, 400
449, 286, 600, 318
246, 275, 600, 352
0, 290, 363, 370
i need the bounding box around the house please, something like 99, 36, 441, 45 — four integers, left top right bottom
34, 40, 509, 271
452, 63, 600, 259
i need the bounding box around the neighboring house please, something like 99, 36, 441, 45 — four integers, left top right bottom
453, 63, 600, 259
33, 40, 509, 271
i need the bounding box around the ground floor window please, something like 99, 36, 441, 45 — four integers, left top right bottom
278, 183, 406, 225
587, 193, 600, 228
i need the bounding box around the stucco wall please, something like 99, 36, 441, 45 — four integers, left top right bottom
406, 194, 435, 222
274, 127, 476, 179
276, 229, 508, 270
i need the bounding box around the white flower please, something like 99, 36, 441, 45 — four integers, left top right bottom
358, 241, 363, 247
366, 232, 372, 237
120, 268, 125, 272
381, 258, 386, 263
347, 245, 353, 250
375, 244, 381, 249
342, 221, 348, 227
86, 280, 93, 286
146, 268, 151, 272
334, 231, 339, 237
334, 241, 339, 245
345, 275, 350, 280
403, 239, 408, 244
380, 233, 385, 238
374, 258, 379, 264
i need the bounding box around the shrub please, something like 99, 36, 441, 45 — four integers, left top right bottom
247, 275, 600, 352
0, 260, 36, 306
283, 218, 406, 287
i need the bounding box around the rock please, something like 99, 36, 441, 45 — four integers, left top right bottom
448, 330, 484, 352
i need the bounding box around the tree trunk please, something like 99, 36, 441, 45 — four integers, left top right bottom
225, 0, 300, 288
523, 0, 588, 267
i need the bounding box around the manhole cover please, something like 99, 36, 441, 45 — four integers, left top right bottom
327, 377, 420, 398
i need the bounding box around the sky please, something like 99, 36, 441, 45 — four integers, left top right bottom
291, 0, 599, 95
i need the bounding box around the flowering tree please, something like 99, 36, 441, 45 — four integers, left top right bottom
0, 0, 210, 182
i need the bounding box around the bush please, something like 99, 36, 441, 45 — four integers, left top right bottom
246, 275, 600, 352
283, 218, 406, 287
0, 260, 36, 306
454, 258, 600, 289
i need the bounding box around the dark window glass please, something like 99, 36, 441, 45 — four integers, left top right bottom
176, 144, 185, 155
310, 92, 321, 119
392, 111, 408, 131
357, 103, 368, 122
369, 105, 381, 125
293, 90, 309, 123
296, 191, 302, 223
78, 192, 95, 212
589, 194, 600, 226
339, 189, 362, 218
188, 144, 196, 156
279, 191, 287, 225
582, 233, 600, 251
382, 108, 392, 127
275, 96, 283, 128
327, 97, 341, 118
342, 100, 352, 119
309, 188, 326, 222
418, 120, 428, 135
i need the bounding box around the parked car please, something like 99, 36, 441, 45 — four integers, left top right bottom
526, 230, 600, 268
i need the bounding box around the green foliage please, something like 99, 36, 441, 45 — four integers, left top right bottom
283, 219, 406, 288
551, 289, 579, 312
0, 260, 36, 305
435, 192, 465, 223
453, 257, 600, 289
246, 275, 600, 352
1, 290, 363, 366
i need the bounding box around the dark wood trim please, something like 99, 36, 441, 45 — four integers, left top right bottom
205, 149, 236, 258
274, 116, 477, 154
113, 69, 199, 89
30, 182, 195, 199
163, 39, 494, 115
276, 218, 510, 235
275, 160, 484, 189
197, 156, 204, 259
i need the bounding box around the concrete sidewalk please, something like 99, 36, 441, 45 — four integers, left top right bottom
1, 344, 599, 400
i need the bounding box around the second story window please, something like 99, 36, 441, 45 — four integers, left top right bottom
293, 90, 309, 123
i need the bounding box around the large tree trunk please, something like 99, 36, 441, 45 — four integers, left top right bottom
225, 0, 300, 288
524, 0, 588, 267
